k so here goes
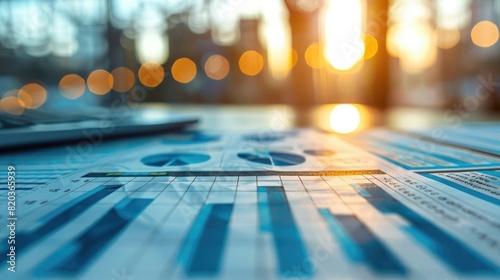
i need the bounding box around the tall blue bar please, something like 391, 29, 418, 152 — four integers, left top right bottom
355, 183, 497, 274
1, 185, 122, 261
36, 197, 152, 275
181, 203, 234, 276
258, 186, 313, 277
320, 208, 407, 274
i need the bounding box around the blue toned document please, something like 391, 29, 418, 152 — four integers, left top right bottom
0, 129, 499, 280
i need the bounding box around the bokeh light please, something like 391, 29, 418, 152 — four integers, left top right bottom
18, 83, 47, 109
239, 50, 264, 76
87, 69, 113, 95
323, 0, 365, 70
387, 22, 437, 73
329, 104, 361, 134
364, 34, 378, 59
204, 55, 230, 80
111, 67, 135, 92
437, 28, 461, 49
295, 0, 322, 13
386, 0, 438, 73
138, 62, 165, 87
386, 24, 401, 57
1, 95, 24, 115
171, 58, 197, 84
59, 74, 86, 99
261, 2, 293, 81
471, 21, 499, 48
290, 48, 298, 69
305, 42, 322, 69
136, 31, 169, 64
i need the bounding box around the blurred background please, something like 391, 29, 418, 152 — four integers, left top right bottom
0, 0, 499, 132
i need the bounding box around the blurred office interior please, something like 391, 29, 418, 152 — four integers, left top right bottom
0, 0, 499, 130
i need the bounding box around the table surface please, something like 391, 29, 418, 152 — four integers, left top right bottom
147, 103, 500, 132
2, 104, 499, 280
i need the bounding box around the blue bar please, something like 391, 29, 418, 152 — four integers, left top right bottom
258, 186, 313, 277
36, 198, 152, 276
0, 187, 32, 190
356, 183, 498, 274
320, 209, 407, 274
318, 210, 363, 262
257, 189, 272, 232
0, 185, 121, 261
350, 184, 371, 198
182, 203, 234, 276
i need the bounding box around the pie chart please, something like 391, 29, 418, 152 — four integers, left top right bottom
162, 132, 219, 145
304, 150, 336, 156
141, 153, 210, 167
237, 151, 305, 166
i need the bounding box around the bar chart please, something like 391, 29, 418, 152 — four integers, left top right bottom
1, 170, 498, 280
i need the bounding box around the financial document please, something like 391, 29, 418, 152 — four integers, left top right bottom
1, 128, 499, 280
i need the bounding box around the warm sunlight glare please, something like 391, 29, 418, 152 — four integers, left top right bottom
323, 0, 365, 70
261, 0, 292, 80
388, 22, 437, 73
329, 104, 361, 134
136, 31, 169, 64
